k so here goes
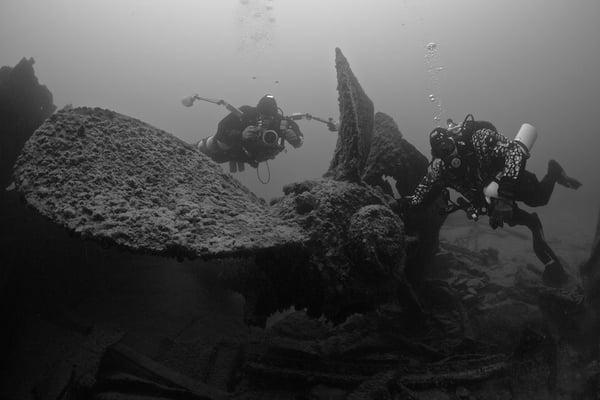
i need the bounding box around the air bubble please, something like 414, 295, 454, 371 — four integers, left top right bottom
425, 41, 445, 125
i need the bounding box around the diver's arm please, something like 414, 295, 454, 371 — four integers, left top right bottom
449, 182, 480, 205
286, 113, 338, 132
471, 128, 525, 199
282, 119, 303, 148
215, 111, 246, 149
471, 128, 508, 159
409, 158, 445, 206
496, 141, 525, 180
495, 141, 526, 198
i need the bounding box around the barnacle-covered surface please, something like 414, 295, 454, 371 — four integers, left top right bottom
13, 106, 305, 259
220, 48, 416, 323
362, 112, 429, 197
267, 180, 404, 320
232, 239, 596, 400
325, 48, 374, 182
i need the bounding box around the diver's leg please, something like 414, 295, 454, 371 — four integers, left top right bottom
515, 170, 555, 207
515, 161, 581, 207
547, 159, 582, 189
544, 160, 581, 190
508, 207, 556, 264
509, 207, 568, 285
535, 166, 558, 206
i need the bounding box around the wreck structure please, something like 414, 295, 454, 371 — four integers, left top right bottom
6, 49, 599, 399
13, 107, 305, 259
13, 48, 433, 324
0, 57, 57, 388
0, 57, 56, 188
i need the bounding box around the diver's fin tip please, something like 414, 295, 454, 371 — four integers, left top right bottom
558, 176, 582, 190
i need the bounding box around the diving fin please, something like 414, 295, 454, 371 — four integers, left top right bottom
548, 160, 582, 189
556, 173, 582, 189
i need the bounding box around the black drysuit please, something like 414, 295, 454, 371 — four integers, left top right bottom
410, 127, 562, 268
410, 128, 557, 209
212, 106, 302, 165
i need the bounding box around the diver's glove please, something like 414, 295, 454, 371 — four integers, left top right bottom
242, 125, 260, 141
392, 196, 413, 216
489, 198, 514, 229
283, 128, 303, 148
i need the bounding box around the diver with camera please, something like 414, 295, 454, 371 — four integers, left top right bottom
182, 93, 338, 174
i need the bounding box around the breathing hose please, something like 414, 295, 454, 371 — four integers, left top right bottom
257, 160, 271, 184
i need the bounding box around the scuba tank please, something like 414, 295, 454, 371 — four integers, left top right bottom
197, 135, 232, 163
514, 123, 537, 156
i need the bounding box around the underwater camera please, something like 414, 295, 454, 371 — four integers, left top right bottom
260, 129, 279, 146
256, 115, 280, 146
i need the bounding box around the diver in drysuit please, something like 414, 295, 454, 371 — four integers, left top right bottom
196, 94, 304, 173
406, 114, 582, 286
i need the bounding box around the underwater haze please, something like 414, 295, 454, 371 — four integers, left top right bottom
2, 0, 599, 238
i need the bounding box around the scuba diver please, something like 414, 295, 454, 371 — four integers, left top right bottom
182, 94, 338, 174
405, 114, 582, 286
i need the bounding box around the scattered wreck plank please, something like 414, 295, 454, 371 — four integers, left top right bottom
97, 342, 228, 400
